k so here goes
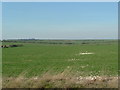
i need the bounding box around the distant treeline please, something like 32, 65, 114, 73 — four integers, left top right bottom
1, 39, 117, 45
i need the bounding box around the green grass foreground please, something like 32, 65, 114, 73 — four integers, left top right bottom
2, 40, 118, 88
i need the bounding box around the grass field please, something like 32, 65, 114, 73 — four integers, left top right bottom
2, 40, 118, 88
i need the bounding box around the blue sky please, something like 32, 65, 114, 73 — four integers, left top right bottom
2, 2, 118, 39
0, 2, 2, 40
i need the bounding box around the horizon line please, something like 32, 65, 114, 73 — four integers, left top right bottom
1, 38, 118, 40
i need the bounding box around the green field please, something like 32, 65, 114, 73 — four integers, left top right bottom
2, 40, 118, 88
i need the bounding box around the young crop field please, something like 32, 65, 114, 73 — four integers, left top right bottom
2, 40, 118, 88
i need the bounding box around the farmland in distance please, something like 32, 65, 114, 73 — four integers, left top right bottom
2, 39, 118, 88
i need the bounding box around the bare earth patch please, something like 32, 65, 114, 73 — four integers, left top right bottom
79, 52, 94, 55
75, 51, 94, 55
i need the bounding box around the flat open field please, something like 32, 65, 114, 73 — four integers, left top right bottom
2, 40, 118, 88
